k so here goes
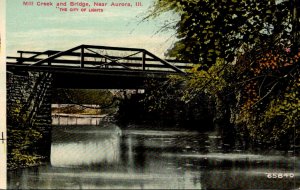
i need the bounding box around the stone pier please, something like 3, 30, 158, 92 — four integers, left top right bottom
7, 71, 52, 161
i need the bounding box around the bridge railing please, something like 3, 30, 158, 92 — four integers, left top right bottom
7, 45, 193, 74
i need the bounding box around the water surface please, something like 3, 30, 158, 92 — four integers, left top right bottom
8, 123, 300, 189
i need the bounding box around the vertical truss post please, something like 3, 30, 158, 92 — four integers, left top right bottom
47, 53, 51, 66
80, 47, 84, 68
142, 51, 146, 71
105, 57, 108, 68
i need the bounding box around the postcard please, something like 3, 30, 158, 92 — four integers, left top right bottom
2, 0, 300, 189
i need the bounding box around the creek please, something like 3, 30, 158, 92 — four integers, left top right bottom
8, 122, 299, 189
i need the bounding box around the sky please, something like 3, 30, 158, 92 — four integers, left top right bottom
6, 0, 179, 57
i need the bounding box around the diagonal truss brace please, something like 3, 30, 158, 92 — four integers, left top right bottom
26, 44, 186, 74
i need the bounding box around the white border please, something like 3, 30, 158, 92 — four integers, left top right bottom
0, 0, 6, 189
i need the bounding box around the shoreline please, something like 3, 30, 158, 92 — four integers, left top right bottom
52, 113, 109, 118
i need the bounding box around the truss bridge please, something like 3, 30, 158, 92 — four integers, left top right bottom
7, 44, 192, 89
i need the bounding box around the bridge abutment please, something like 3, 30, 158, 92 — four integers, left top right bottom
7, 71, 53, 166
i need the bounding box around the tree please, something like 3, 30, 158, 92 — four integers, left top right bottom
148, 0, 293, 66
146, 0, 300, 149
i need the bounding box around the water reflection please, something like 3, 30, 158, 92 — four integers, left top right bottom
7, 123, 300, 189
51, 140, 120, 167
51, 124, 121, 167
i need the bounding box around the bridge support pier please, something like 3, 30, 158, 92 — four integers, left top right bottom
7, 71, 53, 164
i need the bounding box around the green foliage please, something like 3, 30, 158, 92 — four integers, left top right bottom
147, 0, 300, 149
52, 89, 119, 113
7, 99, 44, 170
148, 47, 299, 148
149, 0, 292, 66
7, 127, 43, 169
182, 58, 228, 101
53, 89, 115, 105
141, 76, 214, 129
